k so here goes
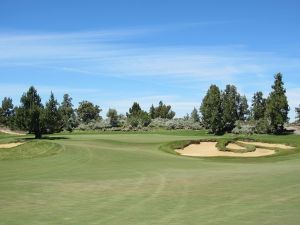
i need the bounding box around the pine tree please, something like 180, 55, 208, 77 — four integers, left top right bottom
265, 73, 289, 134
0, 97, 14, 126
149, 104, 155, 119
19, 86, 43, 138
43, 92, 62, 133
59, 94, 76, 131
221, 85, 239, 132
200, 85, 223, 134
251, 91, 266, 120
237, 95, 249, 121
190, 107, 200, 122
150, 101, 175, 119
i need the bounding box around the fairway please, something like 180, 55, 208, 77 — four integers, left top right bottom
1, 131, 300, 225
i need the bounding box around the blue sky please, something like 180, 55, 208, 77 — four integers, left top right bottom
0, 0, 299, 120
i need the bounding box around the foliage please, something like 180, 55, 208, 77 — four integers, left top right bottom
221, 85, 240, 132
126, 102, 151, 127
251, 91, 266, 120
0, 97, 14, 127
43, 92, 63, 134
237, 95, 250, 121
106, 108, 119, 127
127, 110, 151, 127
59, 94, 76, 132
200, 85, 223, 134
76, 100, 101, 123
17, 86, 44, 138
265, 73, 289, 134
232, 121, 254, 135
190, 107, 200, 122
149, 101, 175, 119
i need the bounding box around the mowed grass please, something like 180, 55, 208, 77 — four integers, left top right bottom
0, 131, 300, 225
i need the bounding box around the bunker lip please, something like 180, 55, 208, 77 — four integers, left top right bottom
176, 141, 275, 157
0, 143, 24, 149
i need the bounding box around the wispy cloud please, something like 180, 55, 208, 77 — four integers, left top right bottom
1, 28, 299, 84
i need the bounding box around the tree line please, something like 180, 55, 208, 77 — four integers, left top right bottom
0, 73, 299, 138
0, 88, 176, 138
200, 73, 291, 134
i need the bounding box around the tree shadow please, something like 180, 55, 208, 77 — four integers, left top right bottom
20, 136, 69, 141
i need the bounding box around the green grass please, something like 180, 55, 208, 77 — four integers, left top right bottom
0, 131, 300, 225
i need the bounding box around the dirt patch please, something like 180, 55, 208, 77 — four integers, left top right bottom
0, 143, 24, 149
176, 142, 275, 157
237, 141, 294, 149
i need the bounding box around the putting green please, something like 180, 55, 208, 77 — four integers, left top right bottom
0, 131, 300, 225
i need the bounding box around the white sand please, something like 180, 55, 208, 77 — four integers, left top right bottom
0, 143, 24, 149
237, 141, 295, 149
176, 142, 275, 157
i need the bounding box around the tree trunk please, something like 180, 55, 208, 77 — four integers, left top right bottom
35, 131, 42, 139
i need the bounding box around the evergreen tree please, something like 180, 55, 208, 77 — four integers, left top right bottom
237, 95, 249, 121
43, 92, 62, 133
127, 102, 142, 117
19, 86, 44, 138
127, 102, 151, 127
0, 97, 14, 126
251, 91, 266, 120
190, 107, 200, 122
265, 73, 289, 134
150, 101, 175, 119
149, 104, 155, 119
59, 94, 76, 131
221, 85, 239, 131
200, 85, 223, 134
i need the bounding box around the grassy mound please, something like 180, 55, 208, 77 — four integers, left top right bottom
0, 141, 63, 160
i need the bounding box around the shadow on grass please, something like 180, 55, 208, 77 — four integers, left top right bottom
20, 136, 69, 141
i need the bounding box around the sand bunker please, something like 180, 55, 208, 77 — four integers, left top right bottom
176, 142, 275, 157
0, 129, 25, 136
226, 143, 246, 150
237, 141, 295, 149
0, 143, 24, 149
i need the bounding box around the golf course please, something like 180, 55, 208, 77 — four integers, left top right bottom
1, 130, 300, 225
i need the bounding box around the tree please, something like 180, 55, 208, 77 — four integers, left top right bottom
19, 86, 44, 138
127, 102, 142, 117
190, 107, 200, 122
221, 85, 239, 131
106, 108, 119, 127
0, 97, 14, 126
251, 91, 266, 120
127, 102, 151, 127
200, 85, 223, 134
296, 105, 300, 123
59, 94, 76, 131
149, 104, 155, 119
265, 73, 289, 134
237, 95, 249, 121
76, 101, 101, 123
150, 101, 175, 119
43, 92, 62, 133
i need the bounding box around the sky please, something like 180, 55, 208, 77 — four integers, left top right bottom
0, 0, 299, 120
